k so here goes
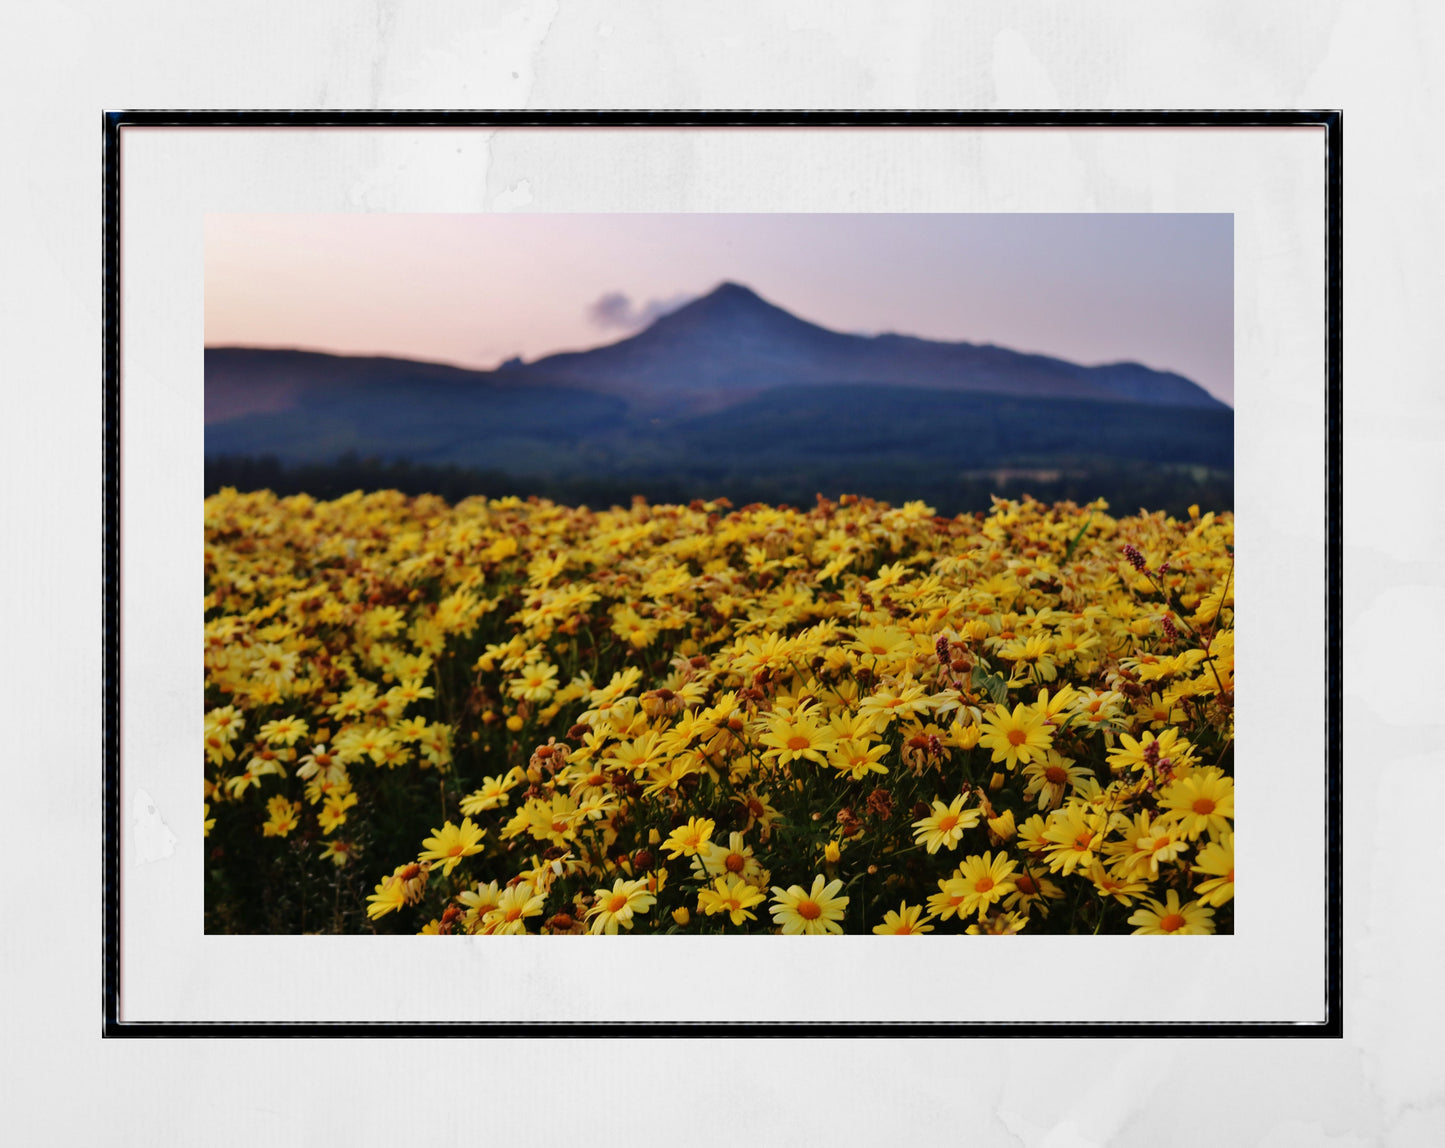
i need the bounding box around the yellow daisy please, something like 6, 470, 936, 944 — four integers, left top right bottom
1158, 767, 1234, 839
662, 816, 715, 860
586, 878, 656, 934
770, 875, 849, 935
1192, 831, 1234, 907
872, 901, 935, 935
697, 875, 767, 926
911, 794, 982, 854
481, 881, 547, 935
418, 817, 487, 877
977, 703, 1053, 769
1127, 889, 1216, 935
952, 851, 1019, 921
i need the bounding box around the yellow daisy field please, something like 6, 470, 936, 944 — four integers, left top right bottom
203, 489, 1233, 936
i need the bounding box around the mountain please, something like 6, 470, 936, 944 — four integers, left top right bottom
514, 281, 1225, 415
205, 348, 628, 469
205, 281, 1231, 512
208, 281, 1226, 427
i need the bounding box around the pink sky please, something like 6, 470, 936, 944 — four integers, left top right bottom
206, 212, 1233, 405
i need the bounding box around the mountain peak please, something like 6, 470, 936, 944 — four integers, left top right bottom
707, 280, 763, 301
671, 280, 779, 316
649, 280, 814, 334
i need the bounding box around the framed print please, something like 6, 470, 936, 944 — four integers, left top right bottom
103, 110, 1341, 1034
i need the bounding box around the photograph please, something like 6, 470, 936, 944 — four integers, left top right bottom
9, 0, 1430, 1133
201, 210, 1236, 938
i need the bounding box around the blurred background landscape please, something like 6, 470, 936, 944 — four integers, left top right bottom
205, 214, 1233, 515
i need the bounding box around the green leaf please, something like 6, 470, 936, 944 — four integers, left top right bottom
971, 665, 1010, 706
1063, 512, 1094, 562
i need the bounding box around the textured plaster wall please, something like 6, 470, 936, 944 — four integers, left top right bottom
1, 2, 1437, 1143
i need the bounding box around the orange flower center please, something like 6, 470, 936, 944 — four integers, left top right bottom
725, 853, 746, 873
1227, 867, 1235, 883
937, 815, 959, 833
787, 735, 811, 751
505, 907, 523, 922
448, 844, 464, 857
1158, 913, 1186, 933
797, 899, 822, 920
1192, 797, 1217, 815
1073, 832, 1094, 851
1007, 729, 1028, 746
974, 876, 994, 893
607, 893, 629, 912
1016, 875, 1037, 895
1045, 766, 1067, 784
894, 923, 914, 934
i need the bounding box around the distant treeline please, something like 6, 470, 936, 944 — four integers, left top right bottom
206, 453, 1232, 519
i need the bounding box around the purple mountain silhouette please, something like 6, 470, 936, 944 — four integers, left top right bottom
511, 281, 1224, 414
206, 280, 1225, 428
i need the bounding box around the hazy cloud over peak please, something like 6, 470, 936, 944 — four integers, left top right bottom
587, 290, 695, 332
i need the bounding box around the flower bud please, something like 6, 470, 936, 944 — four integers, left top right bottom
987, 808, 1017, 844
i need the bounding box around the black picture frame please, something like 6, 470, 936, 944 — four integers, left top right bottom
103, 108, 1342, 1037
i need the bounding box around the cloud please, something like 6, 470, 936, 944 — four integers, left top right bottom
586, 290, 695, 332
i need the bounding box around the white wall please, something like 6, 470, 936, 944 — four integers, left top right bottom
1, 3, 1435, 1144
